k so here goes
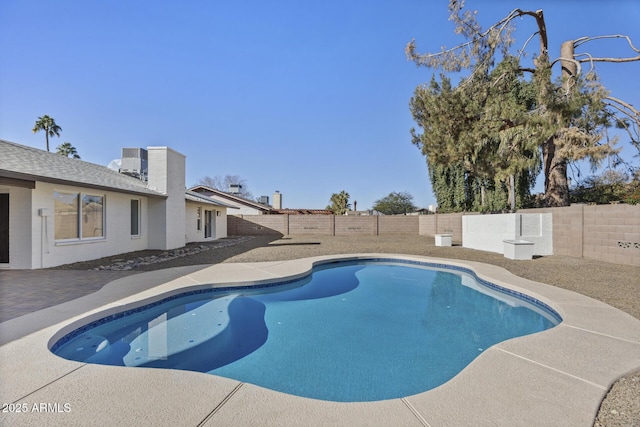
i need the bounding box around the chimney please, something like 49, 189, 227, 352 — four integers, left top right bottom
146, 146, 186, 250
273, 191, 282, 210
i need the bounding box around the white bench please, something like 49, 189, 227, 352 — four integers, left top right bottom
435, 234, 453, 247
503, 240, 534, 260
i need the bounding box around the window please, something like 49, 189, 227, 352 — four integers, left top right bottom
131, 199, 140, 236
54, 192, 105, 241
54, 192, 79, 240
196, 207, 201, 231
82, 195, 104, 238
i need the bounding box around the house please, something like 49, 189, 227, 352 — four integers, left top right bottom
273, 209, 333, 215
189, 187, 334, 216
189, 185, 274, 215
0, 140, 236, 269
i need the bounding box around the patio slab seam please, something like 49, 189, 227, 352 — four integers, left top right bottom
12, 364, 87, 403
401, 398, 431, 427
495, 347, 607, 390
198, 382, 245, 426
562, 323, 640, 345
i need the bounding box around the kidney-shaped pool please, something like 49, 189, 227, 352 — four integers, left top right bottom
51, 259, 561, 402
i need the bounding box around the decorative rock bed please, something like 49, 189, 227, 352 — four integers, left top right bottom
92, 237, 254, 271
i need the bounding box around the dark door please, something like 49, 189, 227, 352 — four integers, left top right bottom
0, 194, 8, 263
204, 210, 213, 238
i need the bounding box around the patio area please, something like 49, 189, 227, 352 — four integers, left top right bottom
1, 235, 639, 426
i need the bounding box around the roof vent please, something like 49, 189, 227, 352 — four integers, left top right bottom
120, 148, 148, 181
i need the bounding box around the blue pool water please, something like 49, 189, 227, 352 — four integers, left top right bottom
51, 259, 560, 402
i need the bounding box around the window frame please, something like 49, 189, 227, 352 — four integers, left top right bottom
54, 191, 106, 242
130, 199, 141, 237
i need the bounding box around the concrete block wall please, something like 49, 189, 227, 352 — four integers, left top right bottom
228, 215, 288, 236
288, 215, 333, 235
229, 206, 639, 266
230, 214, 420, 236
520, 206, 583, 258
583, 204, 639, 266
419, 213, 465, 244
418, 215, 436, 237
378, 215, 419, 235
520, 204, 640, 266
334, 216, 375, 236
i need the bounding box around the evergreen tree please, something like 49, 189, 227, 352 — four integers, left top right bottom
407, 1, 640, 207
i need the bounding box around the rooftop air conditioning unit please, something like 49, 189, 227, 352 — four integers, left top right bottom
120, 148, 148, 181
229, 184, 242, 194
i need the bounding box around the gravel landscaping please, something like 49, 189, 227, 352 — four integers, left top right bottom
51, 234, 640, 426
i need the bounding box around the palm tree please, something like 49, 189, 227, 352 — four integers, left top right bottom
56, 142, 80, 159
326, 191, 351, 215
32, 115, 62, 152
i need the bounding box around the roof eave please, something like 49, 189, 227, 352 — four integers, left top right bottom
0, 170, 166, 198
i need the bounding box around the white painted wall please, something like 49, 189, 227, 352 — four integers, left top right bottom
0, 185, 32, 269
216, 208, 227, 239
185, 202, 229, 243
519, 213, 553, 255
30, 182, 151, 268
185, 202, 200, 243
462, 213, 553, 256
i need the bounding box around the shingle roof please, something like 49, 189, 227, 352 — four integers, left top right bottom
0, 139, 164, 197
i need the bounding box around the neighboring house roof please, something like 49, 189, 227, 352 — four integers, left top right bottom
185, 190, 239, 209
189, 185, 273, 212
0, 139, 165, 197
273, 209, 333, 215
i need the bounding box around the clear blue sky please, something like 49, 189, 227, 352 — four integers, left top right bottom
1, 0, 639, 209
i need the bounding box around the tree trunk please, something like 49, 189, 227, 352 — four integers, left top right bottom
540, 40, 575, 207
509, 175, 516, 211
542, 137, 569, 206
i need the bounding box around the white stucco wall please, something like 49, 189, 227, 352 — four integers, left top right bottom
462, 213, 553, 256
0, 185, 32, 269
185, 203, 228, 243
30, 182, 151, 268
216, 208, 227, 239
185, 202, 200, 243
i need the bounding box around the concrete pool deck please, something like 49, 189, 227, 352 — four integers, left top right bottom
1, 254, 639, 426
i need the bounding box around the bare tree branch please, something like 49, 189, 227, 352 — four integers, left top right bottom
574, 34, 640, 53
518, 31, 539, 58
603, 96, 640, 149
575, 52, 640, 64
549, 56, 583, 76
406, 8, 547, 70
605, 96, 640, 121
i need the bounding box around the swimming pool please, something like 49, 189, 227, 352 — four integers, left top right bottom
51, 258, 561, 402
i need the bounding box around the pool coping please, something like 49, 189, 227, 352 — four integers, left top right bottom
1, 254, 639, 426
